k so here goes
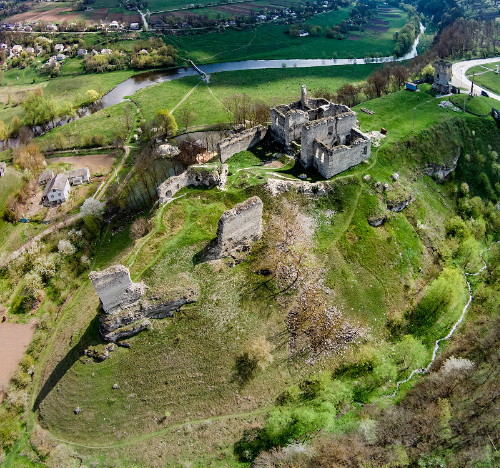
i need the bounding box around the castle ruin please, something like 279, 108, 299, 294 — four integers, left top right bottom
214, 196, 263, 258
89, 265, 197, 342
432, 60, 457, 95
270, 85, 371, 178
216, 85, 371, 179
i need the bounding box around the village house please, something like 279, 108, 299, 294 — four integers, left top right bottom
25, 47, 35, 54
77, 48, 87, 56
108, 21, 120, 29
46, 24, 58, 32
130, 22, 140, 30
67, 167, 90, 186
54, 43, 64, 53
38, 170, 54, 186
101, 48, 113, 55
11, 44, 22, 54
41, 174, 70, 206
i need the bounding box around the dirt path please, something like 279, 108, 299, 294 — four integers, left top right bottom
0, 321, 35, 401
94, 146, 130, 200
0, 213, 84, 267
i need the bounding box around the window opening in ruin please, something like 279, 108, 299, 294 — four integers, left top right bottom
328, 126, 334, 136
364, 146, 368, 155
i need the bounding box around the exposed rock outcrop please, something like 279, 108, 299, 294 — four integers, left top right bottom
424, 150, 461, 180
368, 216, 386, 227
387, 196, 414, 212
89, 265, 197, 342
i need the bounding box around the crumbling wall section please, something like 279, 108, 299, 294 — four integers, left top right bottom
89, 265, 145, 314
313, 129, 370, 178
215, 196, 263, 257
218, 125, 268, 163
157, 163, 228, 203
89, 265, 198, 342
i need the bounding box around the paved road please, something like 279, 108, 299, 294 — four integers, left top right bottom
451, 57, 500, 101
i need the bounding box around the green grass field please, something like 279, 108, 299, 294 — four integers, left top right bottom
166, 7, 407, 63
0, 70, 136, 127
134, 63, 381, 126
466, 61, 500, 95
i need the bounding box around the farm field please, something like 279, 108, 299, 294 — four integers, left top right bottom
7, 1, 86, 23
466, 61, 500, 95
165, 7, 407, 63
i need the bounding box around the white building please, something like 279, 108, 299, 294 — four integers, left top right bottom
54, 43, 64, 53
41, 174, 70, 206
67, 167, 90, 185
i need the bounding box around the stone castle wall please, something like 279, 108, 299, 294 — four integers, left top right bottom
218, 126, 268, 163
157, 163, 228, 203
89, 265, 198, 342
300, 112, 358, 168
89, 265, 145, 314
215, 196, 263, 257
313, 129, 370, 178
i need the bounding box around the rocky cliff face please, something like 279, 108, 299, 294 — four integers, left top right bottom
424, 149, 461, 180
89, 266, 197, 342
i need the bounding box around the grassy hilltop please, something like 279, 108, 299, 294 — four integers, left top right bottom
0, 82, 495, 466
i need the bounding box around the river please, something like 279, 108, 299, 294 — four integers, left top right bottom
0, 23, 425, 150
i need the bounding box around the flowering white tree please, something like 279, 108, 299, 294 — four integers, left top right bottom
80, 198, 104, 217
441, 355, 475, 374
58, 239, 76, 256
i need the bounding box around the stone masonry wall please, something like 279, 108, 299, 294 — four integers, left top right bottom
215, 196, 263, 257
89, 265, 197, 342
313, 130, 370, 178
89, 265, 145, 314
218, 126, 268, 163
300, 112, 358, 168
157, 163, 228, 203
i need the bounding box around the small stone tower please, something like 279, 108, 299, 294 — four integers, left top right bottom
433, 60, 453, 94
301, 84, 308, 108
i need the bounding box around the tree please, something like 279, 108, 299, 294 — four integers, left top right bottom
80, 198, 104, 217
177, 107, 196, 132
22, 88, 58, 128
0, 120, 9, 140
12, 143, 45, 173
154, 109, 178, 138
130, 217, 153, 239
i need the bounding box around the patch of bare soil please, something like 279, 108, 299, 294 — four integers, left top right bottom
9, 7, 81, 23
264, 160, 283, 169
0, 321, 35, 401
48, 153, 115, 175
349, 34, 363, 41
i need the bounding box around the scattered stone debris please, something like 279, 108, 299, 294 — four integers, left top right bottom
267, 178, 329, 196
112, 383, 119, 389
366, 131, 386, 148
156, 144, 180, 157
360, 108, 375, 115
368, 216, 387, 227
438, 100, 460, 112
383, 183, 390, 191
391, 172, 399, 181
89, 265, 198, 342
363, 174, 371, 181
74, 407, 81, 415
